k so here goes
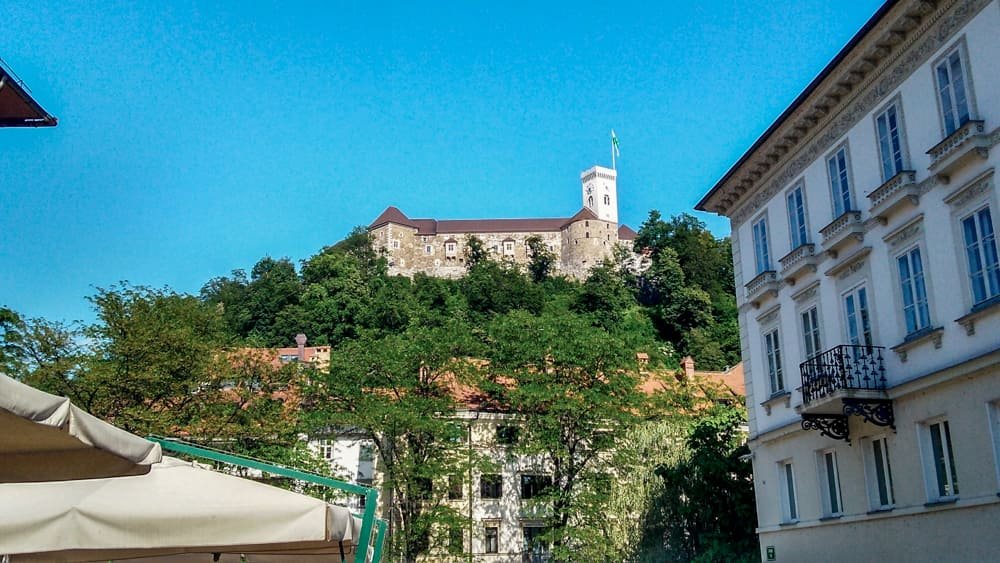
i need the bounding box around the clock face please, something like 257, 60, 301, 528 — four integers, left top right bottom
585, 184, 593, 194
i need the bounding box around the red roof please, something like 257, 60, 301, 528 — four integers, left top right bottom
0, 63, 57, 127
369, 206, 613, 236
617, 224, 637, 241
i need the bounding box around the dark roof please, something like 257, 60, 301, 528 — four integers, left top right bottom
0, 61, 57, 127
695, 0, 898, 211
370, 206, 615, 235
617, 224, 638, 241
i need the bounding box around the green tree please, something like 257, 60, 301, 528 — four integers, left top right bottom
480, 311, 645, 561
307, 323, 484, 563
525, 235, 556, 283
645, 403, 756, 562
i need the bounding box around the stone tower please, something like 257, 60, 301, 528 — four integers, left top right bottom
580, 165, 618, 224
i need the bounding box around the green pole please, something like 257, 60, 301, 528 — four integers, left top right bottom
371, 519, 388, 563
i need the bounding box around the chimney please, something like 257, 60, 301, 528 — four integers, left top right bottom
681, 356, 695, 379
295, 333, 307, 362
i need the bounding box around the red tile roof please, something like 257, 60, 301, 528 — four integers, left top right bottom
0, 63, 57, 127
370, 206, 618, 235
617, 224, 638, 241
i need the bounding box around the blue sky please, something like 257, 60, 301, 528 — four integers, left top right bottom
1, 0, 882, 323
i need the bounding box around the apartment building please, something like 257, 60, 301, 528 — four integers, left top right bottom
697, 0, 1000, 560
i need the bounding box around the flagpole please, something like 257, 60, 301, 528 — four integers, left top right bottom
611, 133, 616, 171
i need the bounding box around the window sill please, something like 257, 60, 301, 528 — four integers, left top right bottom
955, 295, 1000, 336
890, 326, 944, 362
924, 497, 959, 508
819, 514, 843, 522
866, 507, 894, 515
761, 391, 791, 415
778, 520, 799, 527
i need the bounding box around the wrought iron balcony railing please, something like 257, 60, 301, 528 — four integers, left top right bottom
800, 345, 886, 404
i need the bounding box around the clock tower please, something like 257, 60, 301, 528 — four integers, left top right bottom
580, 165, 618, 223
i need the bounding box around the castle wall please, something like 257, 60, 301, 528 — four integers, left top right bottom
371, 225, 564, 278
559, 218, 619, 278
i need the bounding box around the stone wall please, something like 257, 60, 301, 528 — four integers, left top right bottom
560, 217, 619, 278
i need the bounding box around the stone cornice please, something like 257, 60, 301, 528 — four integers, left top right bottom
701, 0, 990, 224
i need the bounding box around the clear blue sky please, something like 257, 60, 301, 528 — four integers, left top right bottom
1, 0, 882, 323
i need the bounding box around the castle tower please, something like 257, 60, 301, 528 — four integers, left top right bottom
580, 165, 618, 224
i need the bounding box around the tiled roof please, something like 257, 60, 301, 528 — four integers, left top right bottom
370, 206, 616, 236
617, 224, 638, 241
0, 63, 57, 127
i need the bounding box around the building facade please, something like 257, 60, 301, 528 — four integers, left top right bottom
368, 166, 638, 279
697, 0, 1000, 560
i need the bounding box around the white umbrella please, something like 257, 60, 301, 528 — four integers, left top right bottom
0, 373, 161, 482
0, 456, 363, 562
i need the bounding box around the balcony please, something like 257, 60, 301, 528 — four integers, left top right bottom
744, 270, 779, 308
820, 211, 864, 258
796, 345, 893, 443
867, 170, 918, 222
779, 243, 819, 285
927, 120, 989, 183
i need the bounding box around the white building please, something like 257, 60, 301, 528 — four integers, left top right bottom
697, 0, 1000, 560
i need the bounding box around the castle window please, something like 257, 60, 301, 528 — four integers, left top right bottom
503, 241, 514, 255
604, 195, 610, 205
424, 245, 433, 255
585, 221, 589, 227
588, 196, 594, 207
586, 232, 590, 238
445, 242, 457, 256
391, 240, 400, 250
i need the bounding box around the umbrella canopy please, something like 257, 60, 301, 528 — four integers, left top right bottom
0, 456, 363, 562
0, 373, 162, 482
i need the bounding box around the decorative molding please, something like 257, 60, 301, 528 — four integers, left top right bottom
756, 304, 781, 326
943, 167, 995, 209
883, 213, 925, 248
955, 295, 1000, 335
762, 391, 792, 415
791, 279, 821, 303
890, 326, 944, 362
824, 246, 873, 279
726, 0, 990, 225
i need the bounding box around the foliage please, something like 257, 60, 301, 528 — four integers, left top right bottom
642, 403, 756, 562
525, 235, 556, 282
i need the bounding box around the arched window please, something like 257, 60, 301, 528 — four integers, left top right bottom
588, 196, 594, 207
604, 195, 610, 205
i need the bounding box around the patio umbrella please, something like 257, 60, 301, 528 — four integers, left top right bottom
0, 456, 364, 562
0, 373, 161, 482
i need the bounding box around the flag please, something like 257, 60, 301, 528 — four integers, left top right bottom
611, 129, 621, 157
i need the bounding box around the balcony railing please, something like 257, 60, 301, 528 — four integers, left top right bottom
800, 345, 886, 404
927, 119, 988, 180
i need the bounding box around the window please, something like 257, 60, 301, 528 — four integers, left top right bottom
520, 474, 553, 500
496, 425, 519, 446
818, 450, 843, 516
604, 194, 610, 205
786, 185, 809, 248
357, 477, 373, 508
481, 474, 502, 499
752, 217, 771, 273
359, 444, 375, 463
935, 47, 971, 136
424, 244, 433, 255
897, 248, 931, 335
523, 526, 550, 562
588, 195, 594, 207
962, 207, 1000, 305
801, 307, 822, 360
445, 242, 457, 256
503, 241, 515, 255
316, 439, 334, 460
875, 102, 906, 180
448, 475, 463, 500
764, 329, 784, 395
843, 285, 873, 348
484, 525, 499, 554
391, 239, 400, 250
864, 436, 895, 509
778, 460, 798, 522
827, 146, 853, 217
921, 419, 959, 500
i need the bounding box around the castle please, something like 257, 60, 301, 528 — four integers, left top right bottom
368, 165, 637, 278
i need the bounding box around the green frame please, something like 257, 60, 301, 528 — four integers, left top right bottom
148, 436, 385, 563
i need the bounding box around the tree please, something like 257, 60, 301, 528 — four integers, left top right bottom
480, 311, 646, 561
525, 235, 556, 283
307, 322, 484, 563
644, 403, 756, 562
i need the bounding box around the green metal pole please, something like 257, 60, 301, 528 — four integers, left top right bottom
371, 519, 388, 563
147, 436, 379, 563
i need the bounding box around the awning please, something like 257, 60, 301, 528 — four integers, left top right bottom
0, 373, 162, 482
0, 456, 364, 562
